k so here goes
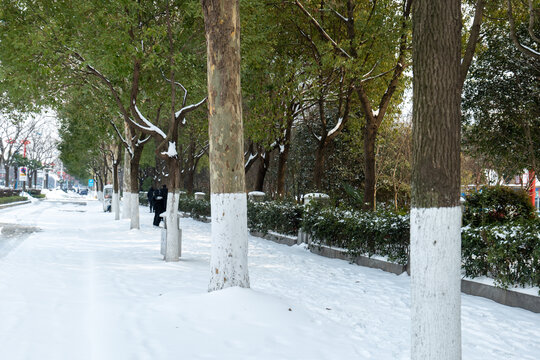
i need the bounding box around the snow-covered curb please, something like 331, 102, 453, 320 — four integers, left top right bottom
254, 231, 540, 314
177, 210, 540, 313
0, 200, 32, 209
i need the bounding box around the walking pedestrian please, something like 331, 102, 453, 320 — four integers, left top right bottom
153, 188, 165, 227
161, 184, 168, 205
147, 186, 155, 213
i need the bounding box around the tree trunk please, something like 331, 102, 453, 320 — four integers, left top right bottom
255, 152, 271, 192
185, 143, 195, 194
313, 143, 326, 190
202, 0, 250, 291
112, 145, 121, 221
276, 143, 290, 198
5, 165, 10, 188
97, 175, 104, 200
164, 157, 181, 262
410, 1, 462, 359
363, 123, 377, 210
13, 166, 18, 189
122, 147, 131, 219
128, 146, 143, 230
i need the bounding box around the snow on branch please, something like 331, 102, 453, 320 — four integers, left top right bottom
327, 117, 343, 138
161, 141, 178, 158
161, 70, 188, 107
245, 152, 258, 168
131, 104, 167, 139
320, 7, 349, 22
507, 0, 540, 60
109, 118, 133, 158
137, 135, 151, 146
175, 97, 208, 121
294, 0, 352, 59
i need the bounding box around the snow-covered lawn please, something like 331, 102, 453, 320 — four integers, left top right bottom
0, 200, 539, 359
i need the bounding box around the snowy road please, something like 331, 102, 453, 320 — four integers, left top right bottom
0, 200, 539, 360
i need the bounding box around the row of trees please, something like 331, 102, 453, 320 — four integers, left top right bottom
1, 1, 534, 210
0, 0, 537, 357
0, 112, 58, 189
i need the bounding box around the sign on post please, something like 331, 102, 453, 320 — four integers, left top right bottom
19, 167, 27, 182
88, 179, 94, 187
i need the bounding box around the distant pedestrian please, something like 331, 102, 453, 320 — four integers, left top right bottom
161, 184, 168, 204
153, 188, 165, 227
147, 186, 155, 213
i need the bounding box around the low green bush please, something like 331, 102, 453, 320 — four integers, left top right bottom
463, 186, 536, 226
247, 200, 303, 236
462, 220, 540, 289
0, 195, 28, 205
27, 189, 41, 196
302, 203, 410, 265
172, 194, 540, 291
139, 192, 149, 206
0, 189, 22, 198
178, 195, 210, 219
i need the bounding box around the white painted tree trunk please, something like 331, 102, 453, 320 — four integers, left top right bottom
209, 193, 249, 291
129, 192, 139, 230
112, 192, 120, 220
410, 206, 462, 360
164, 191, 180, 262
97, 191, 103, 201
122, 150, 131, 219
122, 192, 131, 219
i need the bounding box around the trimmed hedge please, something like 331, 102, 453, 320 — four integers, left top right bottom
302, 204, 410, 265
463, 186, 536, 226
462, 220, 540, 289
178, 195, 210, 219
0, 189, 22, 198
0, 195, 28, 205
174, 196, 540, 291
247, 201, 303, 236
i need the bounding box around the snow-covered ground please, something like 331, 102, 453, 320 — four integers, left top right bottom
0, 200, 539, 360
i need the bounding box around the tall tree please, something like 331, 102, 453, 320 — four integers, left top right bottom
463, 22, 540, 181
410, 0, 463, 358
201, 0, 250, 291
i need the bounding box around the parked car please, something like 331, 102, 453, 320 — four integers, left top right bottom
102, 185, 113, 212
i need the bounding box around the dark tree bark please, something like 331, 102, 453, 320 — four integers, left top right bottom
276, 121, 293, 197
202, 0, 250, 291
254, 151, 271, 192
4, 165, 10, 188
410, 0, 463, 358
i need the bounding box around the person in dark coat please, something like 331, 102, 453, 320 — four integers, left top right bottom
147, 186, 155, 213
153, 188, 165, 227
161, 184, 168, 204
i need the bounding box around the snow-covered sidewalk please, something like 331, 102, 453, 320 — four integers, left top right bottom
0, 200, 539, 359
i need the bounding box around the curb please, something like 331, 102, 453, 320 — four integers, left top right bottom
182, 213, 540, 313
253, 229, 540, 314
0, 200, 32, 209
249, 230, 297, 246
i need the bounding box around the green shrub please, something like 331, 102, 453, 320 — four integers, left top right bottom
0, 189, 22, 198
247, 200, 303, 236
27, 189, 41, 196
178, 195, 210, 219
139, 192, 149, 206
302, 203, 410, 265
462, 220, 540, 290
0, 196, 28, 205
463, 186, 536, 226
